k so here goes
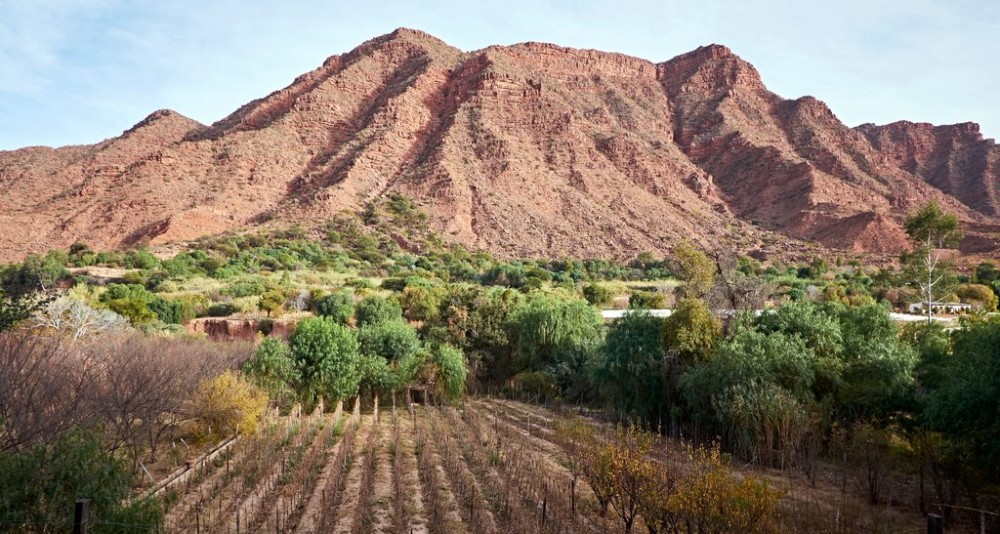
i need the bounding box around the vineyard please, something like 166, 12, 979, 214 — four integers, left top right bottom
155, 397, 927, 534
158, 397, 594, 534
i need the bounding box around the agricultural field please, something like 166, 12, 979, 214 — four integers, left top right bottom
155, 397, 930, 534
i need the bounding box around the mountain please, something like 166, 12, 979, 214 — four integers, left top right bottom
1, 28, 997, 263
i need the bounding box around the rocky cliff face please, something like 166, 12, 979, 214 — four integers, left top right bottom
0, 28, 997, 262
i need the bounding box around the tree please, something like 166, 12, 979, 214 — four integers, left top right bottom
289, 317, 362, 404
401, 344, 468, 403
509, 293, 603, 400
358, 319, 421, 362
399, 285, 443, 321
595, 311, 666, 424
0, 290, 43, 332
903, 201, 962, 323
32, 296, 128, 341
708, 248, 772, 310
582, 283, 613, 306
258, 288, 286, 317
100, 283, 157, 324
189, 371, 268, 438
0, 430, 163, 531
430, 344, 468, 402
925, 319, 1000, 475
605, 424, 659, 533
354, 294, 403, 327
681, 323, 815, 463
836, 304, 916, 421
955, 283, 998, 312
662, 298, 722, 364
671, 240, 715, 299
0, 334, 91, 452
243, 337, 299, 405
315, 289, 354, 324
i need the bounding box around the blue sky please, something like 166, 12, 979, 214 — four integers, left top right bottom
1, 0, 997, 150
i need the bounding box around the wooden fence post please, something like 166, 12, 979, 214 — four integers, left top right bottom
73, 499, 89, 534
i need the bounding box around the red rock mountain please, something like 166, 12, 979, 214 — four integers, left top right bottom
1, 28, 997, 263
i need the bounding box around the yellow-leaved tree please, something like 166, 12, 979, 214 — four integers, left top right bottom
189, 370, 269, 439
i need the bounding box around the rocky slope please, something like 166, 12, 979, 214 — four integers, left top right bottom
0, 28, 997, 263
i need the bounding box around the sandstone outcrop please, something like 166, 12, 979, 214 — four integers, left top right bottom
0, 28, 996, 262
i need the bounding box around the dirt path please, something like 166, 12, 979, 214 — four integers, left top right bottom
365, 412, 394, 533
413, 407, 470, 534
396, 409, 428, 534
293, 416, 352, 534
330, 412, 376, 534
426, 407, 500, 534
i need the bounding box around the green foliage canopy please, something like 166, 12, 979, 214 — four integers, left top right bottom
289, 317, 362, 403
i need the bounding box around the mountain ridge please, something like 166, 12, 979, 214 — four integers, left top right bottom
0, 28, 997, 263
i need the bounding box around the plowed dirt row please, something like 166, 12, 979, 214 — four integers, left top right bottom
162, 401, 633, 534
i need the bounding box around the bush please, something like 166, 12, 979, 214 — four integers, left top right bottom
595, 311, 666, 423
243, 338, 299, 405
358, 319, 421, 362
206, 302, 238, 317
629, 290, 666, 309
354, 295, 403, 327
582, 283, 613, 306
0, 430, 163, 531
259, 288, 286, 317
431, 344, 468, 402
315, 289, 354, 324
222, 277, 267, 298
662, 298, 722, 364
189, 370, 269, 438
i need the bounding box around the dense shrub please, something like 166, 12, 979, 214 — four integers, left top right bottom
315, 289, 354, 324
0, 430, 163, 532
354, 295, 403, 327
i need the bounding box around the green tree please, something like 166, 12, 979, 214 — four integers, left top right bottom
289, 317, 362, 404
681, 323, 815, 465
100, 284, 158, 325
662, 298, 722, 364
582, 283, 614, 306
399, 285, 444, 322
594, 311, 666, 424
509, 293, 603, 400
0, 290, 39, 332
836, 303, 916, 421
0, 430, 162, 532
1, 253, 68, 296
315, 289, 354, 324
755, 300, 844, 401
259, 288, 286, 317
974, 261, 998, 284
925, 319, 1000, 475
358, 319, 421, 362
401, 343, 469, 403
903, 201, 962, 323
430, 343, 468, 402
426, 285, 523, 387
243, 337, 300, 404
354, 294, 403, 327
671, 240, 715, 299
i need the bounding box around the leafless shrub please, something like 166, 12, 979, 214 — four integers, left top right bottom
0, 330, 248, 464
32, 296, 129, 341
0, 333, 92, 451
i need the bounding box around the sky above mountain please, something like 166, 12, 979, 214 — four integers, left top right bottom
1, 0, 997, 150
